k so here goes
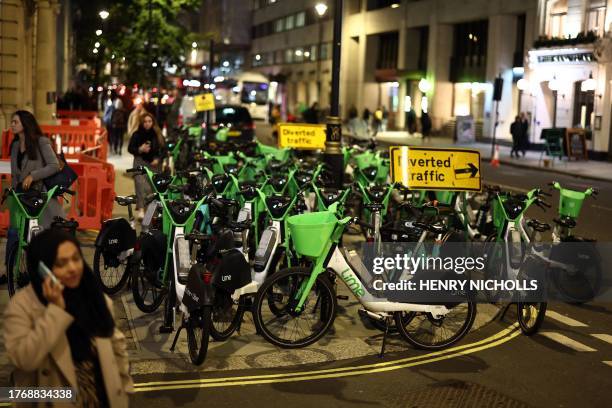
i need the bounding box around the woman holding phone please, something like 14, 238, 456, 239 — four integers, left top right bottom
127, 112, 165, 220
3, 229, 134, 407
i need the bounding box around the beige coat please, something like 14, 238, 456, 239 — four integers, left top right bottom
3, 286, 134, 407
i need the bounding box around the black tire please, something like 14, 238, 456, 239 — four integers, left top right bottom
7, 244, 28, 297
93, 247, 131, 295
253, 267, 337, 348
484, 234, 506, 302
394, 300, 477, 350
517, 302, 546, 335
131, 256, 165, 313
210, 293, 245, 341
187, 306, 212, 365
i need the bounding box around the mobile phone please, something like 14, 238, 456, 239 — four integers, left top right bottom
38, 261, 60, 286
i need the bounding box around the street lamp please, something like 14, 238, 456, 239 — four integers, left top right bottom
96, 29, 102, 36
99, 10, 109, 20
315, 2, 328, 105
325, 0, 343, 189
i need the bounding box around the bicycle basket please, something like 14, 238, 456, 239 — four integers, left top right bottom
257, 142, 290, 161
558, 189, 586, 218
354, 152, 375, 170
287, 211, 338, 258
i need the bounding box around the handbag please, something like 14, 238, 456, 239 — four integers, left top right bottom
37, 141, 78, 196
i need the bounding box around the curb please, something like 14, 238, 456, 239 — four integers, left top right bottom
482, 155, 612, 184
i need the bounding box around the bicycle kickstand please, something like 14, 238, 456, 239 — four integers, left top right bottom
169, 322, 185, 352
379, 315, 393, 359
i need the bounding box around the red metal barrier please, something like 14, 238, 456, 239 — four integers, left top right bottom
56, 110, 98, 120
0, 154, 115, 231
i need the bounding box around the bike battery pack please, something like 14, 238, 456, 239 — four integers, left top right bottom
254, 228, 276, 272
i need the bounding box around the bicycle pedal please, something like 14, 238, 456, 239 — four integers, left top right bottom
337, 295, 349, 301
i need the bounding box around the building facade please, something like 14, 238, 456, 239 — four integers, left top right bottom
523, 0, 612, 157
0, 0, 72, 130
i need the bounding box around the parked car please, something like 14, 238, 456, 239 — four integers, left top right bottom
197, 105, 255, 142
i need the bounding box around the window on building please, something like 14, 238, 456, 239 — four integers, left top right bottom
587, 0, 606, 37
376, 32, 399, 69
320, 43, 330, 60
450, 20, 488, 83
285, 48, 294, 63
285, 15, 295, 30
275, 19, 284, 33
367, 0, 398, 11
295, 11, 306, 27
275, 50, 284, 64
265, 52, 274, 65
310, 44, 318, 61
547, 0, 567, 38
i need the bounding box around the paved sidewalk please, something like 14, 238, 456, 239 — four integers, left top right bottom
373, 132, 612, 183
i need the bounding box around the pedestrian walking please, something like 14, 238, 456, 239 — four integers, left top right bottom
102, 97, 115, 130
519, 112, 529, 157
3, 229, 134, 407
303, 102, 320, 124
127, 101, 147, 137
406, 108, 417, 134
128, 113, 165, 220
347, 106, 370, 141
510, 115, 522, 158
110, 99, 128, 155
421, 112, 432, 140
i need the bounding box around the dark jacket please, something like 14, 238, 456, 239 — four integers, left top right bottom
128, 127, 162, 163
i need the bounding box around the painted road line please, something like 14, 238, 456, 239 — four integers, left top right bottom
540, 332, 597, 352
134, 325, 520, 392
591, 334, 612, 345
135, 329, 521, 392
603, 361, 612, 367
591, 204, 612, 213
546, 310, 588, 327
135, 324, 519, 389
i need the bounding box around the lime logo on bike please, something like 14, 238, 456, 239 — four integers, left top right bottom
390, 146, 481, 191
340, 268, 366, 297
278, 123, 326, 150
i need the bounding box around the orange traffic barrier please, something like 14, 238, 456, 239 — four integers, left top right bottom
0, 154, 115, 231
56, 110, 98, 120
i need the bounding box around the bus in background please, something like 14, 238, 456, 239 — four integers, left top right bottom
215, 72, 270, 121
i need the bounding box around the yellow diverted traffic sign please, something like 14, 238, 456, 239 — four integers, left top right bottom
278, 123, 326, 150
193, 93, 216, 112
390, 146, 481, 191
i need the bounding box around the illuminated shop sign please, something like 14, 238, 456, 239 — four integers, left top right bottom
536, 52, 595, 64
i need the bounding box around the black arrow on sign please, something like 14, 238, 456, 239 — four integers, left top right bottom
454, 163, 479, 178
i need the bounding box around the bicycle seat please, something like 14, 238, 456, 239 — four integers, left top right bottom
51, 217, 79, 231
266, 195, 292, 218
295, 171, 313, 188
268, 159, 286, 172
152, 173, 173, 193
228, 220, 251, 232
211, 174, 230, 193
224, 164, 239, 175
527, 219, 551, 232
18, 191, 45, 215
238, 181, 258, 201
554, 217, 576, 229
185, 231, 212, 243
321, 188, 342, 207
270, 175, 287, 192
362, 166, 378, 180
367, 186, 386, 203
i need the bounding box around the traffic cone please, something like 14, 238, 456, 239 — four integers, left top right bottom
490, 145, 500, 168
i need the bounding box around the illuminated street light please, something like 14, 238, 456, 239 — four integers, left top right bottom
581, 72, 596, 92
192, 42, 198, 48
418, 78, 431, 93
94, 42, 100, 48
99, 10, 109, 20
152, 62, 158, 68
93, 48, 99, 54
517, 78, 529, 91
391, 3, 400, 8
96, 29, 102, 36
315, 2, 328, 17
255, 54, 261, 61
223, 61, 230, 67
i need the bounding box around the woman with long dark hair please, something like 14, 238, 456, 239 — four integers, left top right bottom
3, 229, 133, 407
127, 112, 165, 220
1, 111, 65, 285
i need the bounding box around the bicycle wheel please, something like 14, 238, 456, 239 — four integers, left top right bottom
484, 234, 506, 302
7, 244, 28, 297
186, 306, 212, 365
131, 257, 165, 313
517, 302, 546, 335
210, 291, 245, 341
394, 301, 477, 350
93, 248, 131, 295
253, 267, 337, 348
